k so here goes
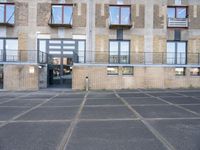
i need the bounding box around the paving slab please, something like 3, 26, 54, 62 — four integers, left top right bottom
180, 105, 200, 114
85, 98, 124, 106
42, 99, 83, 107
177, 92, 200, 97
80, 106, 136, 119
118, 93, 150, 98
0, 100, 45, 107
0, 122, 70, 150
124, 97, 168, 105
132, 105, 198, 118
161, 97, 200, 104
17, 107, 79, 121
148, 119, 200, 150
56, 93, 85, 99
66, 120, 167, 150
87, 93, 117, 99
146, 92, 181, 97
0, 107, 29, 121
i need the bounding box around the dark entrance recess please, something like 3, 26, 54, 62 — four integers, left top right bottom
48, 56, 73, 88
0, 65, 3, 89
38, 39, 86, 88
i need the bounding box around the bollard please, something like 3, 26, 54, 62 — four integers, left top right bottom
85, 76, 89, 91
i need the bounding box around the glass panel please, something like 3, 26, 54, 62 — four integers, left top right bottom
64, 6, 73, 24
49, 51, 61, 54
63, 57, 73, 65
175, 68, 185, 76
52, 5, 62, 24
6, 39, 18, 61
49, 40, 61, 44
0, 40, 3, 61
6, 4, 15, 24
63, 46, 75, 50
167, 8, 175, 18
78, 41, 85, 63
190, 68, 200, 76
109, 6, 120, 24
107, 67, 119, 75
120, 41, 129, 64
110, 41, 119, 63
167, 42, 176, 64
122, 66, 133, 75
177, 8, 186, 18
177, 42, 186, 64
49, 45, 61, 49
0, 64, 3, 89
121, 7, 130, 24
52, 57, 61, 65
0, 4, 4, 23
39, 40, 46, 53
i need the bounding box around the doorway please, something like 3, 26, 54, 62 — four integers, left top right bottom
48, 56, 73, 88
0, 65, 3, 89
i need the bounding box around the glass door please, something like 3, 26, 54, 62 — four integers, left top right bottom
0, 65, 3, 89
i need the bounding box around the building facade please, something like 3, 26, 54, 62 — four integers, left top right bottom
0, 0, 200, 91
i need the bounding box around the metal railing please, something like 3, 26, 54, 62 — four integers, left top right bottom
74, 51, 200, 65
1, 50, 200, 66
168, 18, 188, 28
0, 50, 49, 64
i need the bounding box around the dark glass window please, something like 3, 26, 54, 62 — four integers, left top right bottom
175, 67, 186, 76
190, 68, 200, 76
167, 7, 187, 19
122, 66, 133, 75
107, 66, 119, 75
109, 40, 130, 64
51, 5, 73, 25
167, 41, 186, 64
109, 6, 131, 25
0, 3, 15, 24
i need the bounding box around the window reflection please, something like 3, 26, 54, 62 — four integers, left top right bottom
109, 6, 131, 25
0, 4, 15, 24
167, 7, 187, 19
109, 41, 130, 64
51, 5, 73, 25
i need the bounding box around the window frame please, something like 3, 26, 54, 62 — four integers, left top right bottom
109, 39, 130, 64
190, 68, 200, 76
167, 40, 187, 65
167, 6, 188, 19
109, 5, 132, 28
49, 4, 73, 27
107, 66, 119, 75
0, 2, 15, 26
0, 37, 18, 62
175, 67, 186, 76
122, 66, 134, 75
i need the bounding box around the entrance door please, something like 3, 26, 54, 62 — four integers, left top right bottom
48, 56, 73, 88
0, 65, 3, 89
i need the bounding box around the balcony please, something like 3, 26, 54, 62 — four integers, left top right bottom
0, 50, 49, 64
0, 3, 15, 27
109, 5, 132, 29
74, 51, 200, 66
48, 4, 73, 28
168, 18, 188, 28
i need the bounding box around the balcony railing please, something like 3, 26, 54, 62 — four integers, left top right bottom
74, 51, 200, 65
168, 18, 188, 28
0, 50, 49, 64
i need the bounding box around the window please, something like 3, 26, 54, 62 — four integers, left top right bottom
122, 66, 133, 75
175, 67, 186, 76
50, 4, 73, 26
0, 3, 15, 25
167, 7, 187, 19
109, 40, 130, 64
109, 6, 131, 26
190, 68, 200, 76
0, 38, 18, 62
167, 41, 186, 64
107, 66, 119, 75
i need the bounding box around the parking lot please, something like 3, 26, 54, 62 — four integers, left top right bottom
0, 89, 200, 150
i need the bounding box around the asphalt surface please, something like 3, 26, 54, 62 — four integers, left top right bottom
0, 89, 200, 150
